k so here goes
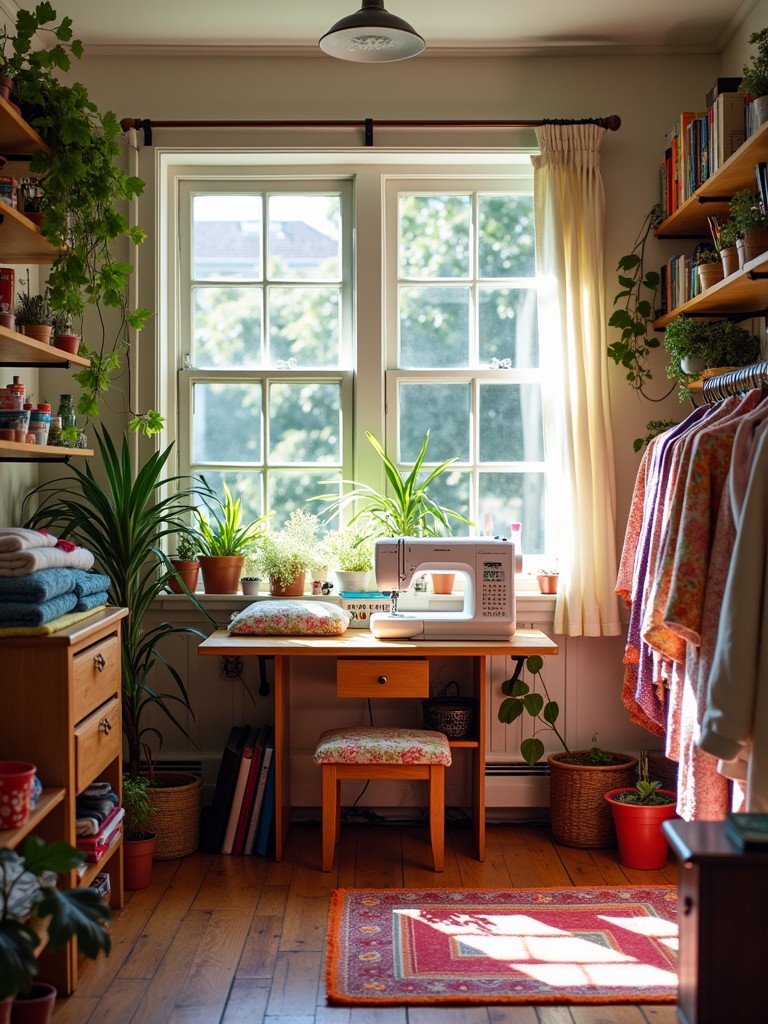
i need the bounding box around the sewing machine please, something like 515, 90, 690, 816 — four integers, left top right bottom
369, 537, 522, 640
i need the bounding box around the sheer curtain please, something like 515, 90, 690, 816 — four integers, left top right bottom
532, 122, 621, 637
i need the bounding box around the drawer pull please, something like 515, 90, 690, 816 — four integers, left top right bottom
94, 653, 106, 672
98, 716, 113, 734
377, 675, 387, 684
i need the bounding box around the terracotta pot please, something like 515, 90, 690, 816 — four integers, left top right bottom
9, 983, 57, 1024
0, 312, 15, 332
431, 572, 455, 594
167, 559, 200, 594
124, 834, 156, 889
20, 325, 52, 345
738, 225, 768, 266
720, 246, 740, 277
697, 262, 724, 290
269, 571, 306, 597
198, 555, 245, 594
536, 573, 559, 594
605, 788, 678, 869
53, 334, 80, 356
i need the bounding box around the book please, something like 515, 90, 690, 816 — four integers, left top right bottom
244, 729, 273, 855
222, 724, 258, 854
255, 750, 276, 858
713, 92, 746, 170
203, 724, 249, 853
725, 812, 768, 850
232, 724, 268, 855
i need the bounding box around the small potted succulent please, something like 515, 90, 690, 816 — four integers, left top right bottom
716, 219, 740, 276
694, 247, 724, 291
605, 752, 677, 869
240, 548, 262, 596
50, 309, 81, 356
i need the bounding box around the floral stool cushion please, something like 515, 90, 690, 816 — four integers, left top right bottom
314, 727, 452, 766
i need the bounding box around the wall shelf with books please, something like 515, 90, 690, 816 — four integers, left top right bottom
653, 248, 768, 328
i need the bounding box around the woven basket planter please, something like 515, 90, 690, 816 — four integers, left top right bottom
547, 751, 638, 849
146, 771, 202, 859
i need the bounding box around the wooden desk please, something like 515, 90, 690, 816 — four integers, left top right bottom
664, 819, 768, 1024
198, 628, 558, 861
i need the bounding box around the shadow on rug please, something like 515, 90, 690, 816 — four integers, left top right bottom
326, 885, 678, 1006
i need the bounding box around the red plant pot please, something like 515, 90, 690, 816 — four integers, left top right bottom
53, 334, 81, 356
0, 761, 37, 828
605, 788, 678, 869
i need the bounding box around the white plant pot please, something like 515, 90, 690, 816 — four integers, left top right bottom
241, 579, 261, 596
334, 569, 371, 593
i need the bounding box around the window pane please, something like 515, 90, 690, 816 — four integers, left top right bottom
193, 286, 263, 369
193, 194, 263, 281
399, 383, 470, 462
478, 286, 539, 367
422, 470, 472, 536
268, 287, 341, 367
194, 469, 265, 532
269, 381, 341, 464
193, 382, 263, 464
399, 195, 471, 278
399, 286, 470, 368
268, 194, 341, 281
478, 383, 544, 462
478, 194, 535, 278
479, 471, 546, 554
269, 471, 337, 529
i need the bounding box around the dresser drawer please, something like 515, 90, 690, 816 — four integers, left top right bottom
72, 632, 121, 723
75, 696, 121, 792
337, 658, 429, 698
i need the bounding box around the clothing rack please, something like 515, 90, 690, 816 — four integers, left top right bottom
119, 114, 621, 148
701, 361, 768, 403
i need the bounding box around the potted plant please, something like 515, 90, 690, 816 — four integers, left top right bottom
0, 835, 111, 1004
121, 775, 156, 890
694, 248, 724, 291
498, 655, 637, 848
22, 428, 219, 860
257, 508, 320, 596
240, 548, 262, 596
535, 569, 559, 594
319, 526, 375, 593
664, 315, 761, 398
729, 188, 768, 266
741, 27, 768, 125
167, 532, 200, 595
12, 288, 54, 345
193, 482, 271, 594
605, 753, 677, 869
716, 219, 740, 276
50, 308, 80, 356
314, 430, 472, 539
0, 303, 14, 332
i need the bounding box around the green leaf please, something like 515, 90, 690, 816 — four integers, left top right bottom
542, 700, 560, 724
497, 698, 524, 724
520, 737, 545, 766
526, 655, 544, 674
521, 692, 544, 716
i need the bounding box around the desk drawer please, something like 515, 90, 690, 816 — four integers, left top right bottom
72, 632, 121, 723
337, 659, 429, 698
75, 696, 121, 792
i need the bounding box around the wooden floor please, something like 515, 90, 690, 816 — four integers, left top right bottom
52, 820, 680, 1024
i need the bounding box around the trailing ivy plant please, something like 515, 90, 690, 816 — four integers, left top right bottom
607, 204, 664, 394
8, 5, 157, 434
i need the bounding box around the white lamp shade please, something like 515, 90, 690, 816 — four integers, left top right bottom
319, 0, 425, 63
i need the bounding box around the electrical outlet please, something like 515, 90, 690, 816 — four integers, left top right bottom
220, 655, 244, 679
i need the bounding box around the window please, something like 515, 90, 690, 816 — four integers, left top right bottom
169, 156, 544, 556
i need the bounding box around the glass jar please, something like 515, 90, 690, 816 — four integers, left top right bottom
48, 415, 62, 446
57, 394, 76, 430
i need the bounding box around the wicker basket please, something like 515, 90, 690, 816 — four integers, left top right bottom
423, 681, 478, 740
146, 771, 202, 859
547, 751, 638, 848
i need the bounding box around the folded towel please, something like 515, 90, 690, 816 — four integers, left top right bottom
0, 591, 78, 627
0, 545, 95, 577
0, 528, 58, 553
70, 570, 111, 598
0, 567, 78, 603
80, 782, 116, 800
0, 604, 107, 637
75, 591, 109, 612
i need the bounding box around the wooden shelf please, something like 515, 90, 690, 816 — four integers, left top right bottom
656, 120, 768, 239
0, 788, 66, 850
0, 94, 48, 156
0, 439, 94, 459
0, 325, 90, 367
653, 249, 768, 327
0, 202, 58, 264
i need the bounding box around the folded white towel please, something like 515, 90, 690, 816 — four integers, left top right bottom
0, 545, 95, 576
0, 528, 59, 553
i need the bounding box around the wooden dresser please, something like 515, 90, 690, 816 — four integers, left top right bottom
0, 607, 127, 994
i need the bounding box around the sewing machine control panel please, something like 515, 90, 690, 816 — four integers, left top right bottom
480, 561, 509, 617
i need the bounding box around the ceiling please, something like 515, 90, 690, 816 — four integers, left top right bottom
9, 0, 758, 56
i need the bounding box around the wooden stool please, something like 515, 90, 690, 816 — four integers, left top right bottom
313, 726, 452, 871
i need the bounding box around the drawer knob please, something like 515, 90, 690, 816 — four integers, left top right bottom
377, 675, 387, 684
94, 653, 106, 672
98, 716, 112, 734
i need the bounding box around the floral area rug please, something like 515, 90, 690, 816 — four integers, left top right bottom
325, 885, 678, 1005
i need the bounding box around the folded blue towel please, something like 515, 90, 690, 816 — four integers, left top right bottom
75, 591, 109, 612
0, 567, 77, 603
70, 569, 111, 598
0, 591, 78, 626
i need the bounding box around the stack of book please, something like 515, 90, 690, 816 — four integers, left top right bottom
204, 724, 275, 856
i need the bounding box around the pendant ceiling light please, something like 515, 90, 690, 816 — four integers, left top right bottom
319, 0, 425, 63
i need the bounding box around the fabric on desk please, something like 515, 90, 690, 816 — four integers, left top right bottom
0, 567, 77, 602
0, 544, 94, 576
0, 528, 59, 553
75, 591, 109, 612
0, 604, 106, 637
0, 591, 78, 626
70, 569, 111, 597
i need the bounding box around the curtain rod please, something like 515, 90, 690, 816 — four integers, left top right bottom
119, 115, 621, 148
